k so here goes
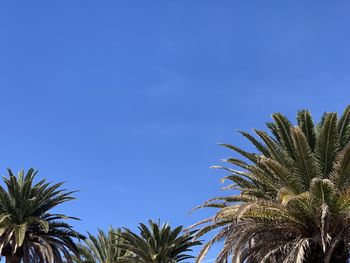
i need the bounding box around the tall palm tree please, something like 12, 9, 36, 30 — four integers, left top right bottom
0, 168, 84, 263
74, 227, 127, 263
192, 106, 350, 263
116, 220, 201, 263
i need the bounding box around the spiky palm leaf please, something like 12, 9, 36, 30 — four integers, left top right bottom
73, 227, 127, 263
193, 106, 350, 263
0, 169, 84, 263
116, 220, 201, 263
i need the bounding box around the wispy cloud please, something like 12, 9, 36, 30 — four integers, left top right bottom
142, 66, 192, 98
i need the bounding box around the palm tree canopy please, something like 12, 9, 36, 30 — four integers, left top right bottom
193, 106, 350, 263
0, 168, 84, 263
74, 227, 127, 263
116, 220, 201, 263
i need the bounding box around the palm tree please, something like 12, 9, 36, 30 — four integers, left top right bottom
192, 106, 350, 263
74, 227, 127, 263
0, 168, 84, 263
116, 220, 201, 263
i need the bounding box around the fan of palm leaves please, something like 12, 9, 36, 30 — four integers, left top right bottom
191, 106, 350, 263
0, 169, 84, 263
73, 227, 127, 263
116, 220, 201, 263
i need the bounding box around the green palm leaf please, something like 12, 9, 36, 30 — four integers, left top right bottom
315, 112, 339, 177
297, 109, 316, 151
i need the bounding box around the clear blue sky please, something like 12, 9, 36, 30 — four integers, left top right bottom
1, 1, 350, 261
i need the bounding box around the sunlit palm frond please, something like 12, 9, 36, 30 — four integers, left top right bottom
193, 106, 350, 263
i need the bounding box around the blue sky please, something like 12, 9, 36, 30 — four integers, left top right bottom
1, 1, 350, 261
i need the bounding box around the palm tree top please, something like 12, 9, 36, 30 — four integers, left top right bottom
0, 168, 84, 263
1, 168, 77, 219
74, 227, 127, 263
192, 106, 350, 263
117, 220, 201, 263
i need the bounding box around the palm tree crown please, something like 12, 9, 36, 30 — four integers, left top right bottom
0, 169, 84, 263
193, 106, 350, 263
116, 220, 201, 263
74, 227, 127, 263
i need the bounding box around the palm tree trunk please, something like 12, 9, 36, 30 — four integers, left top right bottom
304, 242, 349, 263
304, 251, 324, 263
327, 241, 349, 263
5, 256, 21, 263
